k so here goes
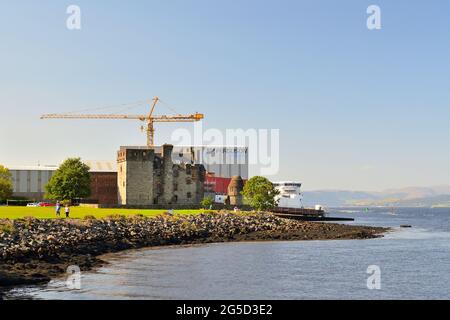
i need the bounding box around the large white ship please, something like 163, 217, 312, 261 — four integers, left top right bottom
272, 181, 334, 219
273, 181, 304, 209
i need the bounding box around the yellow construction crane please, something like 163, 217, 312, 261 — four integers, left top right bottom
40, 97, 204, 147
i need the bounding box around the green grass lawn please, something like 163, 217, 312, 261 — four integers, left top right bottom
0, 206, 209, 220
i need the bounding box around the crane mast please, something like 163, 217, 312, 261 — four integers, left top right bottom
40, 97, 204, 147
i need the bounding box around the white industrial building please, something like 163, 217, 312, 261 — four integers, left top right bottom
8, 165, 58, 200
169, 146, 249, 179
7, 161, 116, 201
126, 145, 249, 179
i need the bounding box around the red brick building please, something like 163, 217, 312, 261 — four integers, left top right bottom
83, 161, 118, 205
205, 173, 247, 195
88, 172, 118, 205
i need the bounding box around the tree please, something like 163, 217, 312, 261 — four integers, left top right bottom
45, 158, 91, 201
200, 196, 214, 209
0, 165, 13, 201
242, 176, 279, 211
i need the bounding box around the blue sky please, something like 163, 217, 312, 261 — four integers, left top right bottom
0, 0, 449, 190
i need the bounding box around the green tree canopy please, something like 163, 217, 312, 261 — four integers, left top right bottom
0, 165, 13, 200
242, 176, 279, 211
45, 158, 91, 201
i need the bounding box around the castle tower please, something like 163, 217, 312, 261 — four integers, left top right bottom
117, 148, 155, 206
227, 176, 244, 206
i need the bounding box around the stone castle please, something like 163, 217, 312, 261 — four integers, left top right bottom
117, 144, 206, 207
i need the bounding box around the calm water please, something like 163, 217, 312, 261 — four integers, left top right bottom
5, 208, 450, 300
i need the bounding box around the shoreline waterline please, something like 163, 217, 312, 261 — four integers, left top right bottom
0, 212, 388, 292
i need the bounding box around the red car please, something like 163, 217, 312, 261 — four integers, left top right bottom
38, 202, 56, 207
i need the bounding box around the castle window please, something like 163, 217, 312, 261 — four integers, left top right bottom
186, 178, 192, 185
173, 195, 178, 203
187, 192, 192, 199
174, 183, 178, 191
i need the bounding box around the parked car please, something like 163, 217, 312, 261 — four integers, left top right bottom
26, 203, 40, 207
38, 202, 55, 207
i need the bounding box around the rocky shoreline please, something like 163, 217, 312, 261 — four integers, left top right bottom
0, 212, 388, 290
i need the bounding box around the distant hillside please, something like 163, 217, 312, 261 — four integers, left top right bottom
381, 185, 450, 200
350, 195, 450, 207
302, 186, 450, 207
302, 191, 379, 207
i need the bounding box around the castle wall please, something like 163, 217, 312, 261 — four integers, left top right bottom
173, 164, 205, 206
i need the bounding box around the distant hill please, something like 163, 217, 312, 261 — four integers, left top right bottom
302, 191, 379, 207
302, 186, 450, 207
350, 195, 450, 207
381, 185, 450, 200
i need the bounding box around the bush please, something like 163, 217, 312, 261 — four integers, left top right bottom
61, 200, 72, 206
0, 165, 13, 201
0, 222, 14, 234
129, 214, 146, 221
106, 214, 126, 221
200, 197, 214, 209
24, 216, 37, 225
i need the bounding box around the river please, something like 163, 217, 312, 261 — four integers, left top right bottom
4, 208, 450, 299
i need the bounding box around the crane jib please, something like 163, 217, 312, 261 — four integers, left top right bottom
40, 96, 204, 147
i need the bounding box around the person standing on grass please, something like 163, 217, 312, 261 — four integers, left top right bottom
65, 204, 70, 218
55, 201, 61, 217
